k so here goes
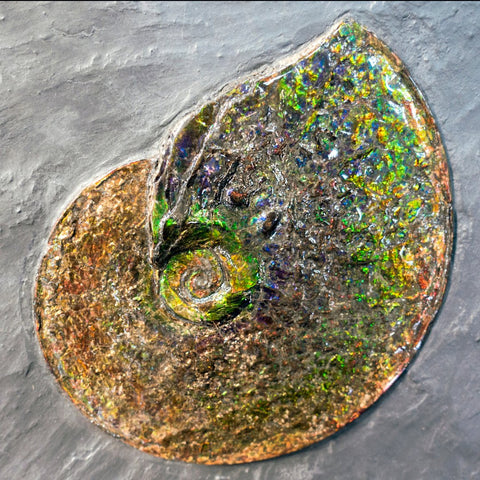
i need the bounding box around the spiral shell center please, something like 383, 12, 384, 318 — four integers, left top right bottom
177, 249, 228, 302
160, 245, 257, 323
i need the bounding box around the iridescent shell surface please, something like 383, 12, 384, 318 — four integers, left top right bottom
35, 21, 453, 464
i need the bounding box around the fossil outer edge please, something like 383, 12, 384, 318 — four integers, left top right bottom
35, 22, 453, 464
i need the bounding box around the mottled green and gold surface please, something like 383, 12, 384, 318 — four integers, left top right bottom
36, 22, 452, 464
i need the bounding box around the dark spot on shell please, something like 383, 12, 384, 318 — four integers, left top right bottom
229, 190, 249, 207
262, 211, 281, 235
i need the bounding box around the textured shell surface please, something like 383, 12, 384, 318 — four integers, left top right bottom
35, 21, 453, 464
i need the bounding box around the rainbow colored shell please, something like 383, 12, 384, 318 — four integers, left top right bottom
35, 21, 453, 464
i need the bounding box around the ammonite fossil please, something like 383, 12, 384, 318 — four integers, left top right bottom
35, 21, 453, 464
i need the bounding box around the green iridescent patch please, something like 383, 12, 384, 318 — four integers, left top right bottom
35, 21, 452, 464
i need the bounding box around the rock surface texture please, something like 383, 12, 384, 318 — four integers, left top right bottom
1, 2, 478, 479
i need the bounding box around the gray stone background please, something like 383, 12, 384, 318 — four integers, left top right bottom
1, 1, 478, 479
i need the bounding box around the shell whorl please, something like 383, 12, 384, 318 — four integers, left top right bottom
35, 21, 453, 464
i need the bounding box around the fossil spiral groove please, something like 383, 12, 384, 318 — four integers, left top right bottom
35, 21, 453, 464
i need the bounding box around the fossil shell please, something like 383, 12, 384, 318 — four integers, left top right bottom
35, 21, 453, 464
